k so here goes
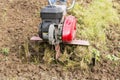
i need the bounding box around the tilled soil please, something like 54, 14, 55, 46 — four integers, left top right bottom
0, 0, 120, 80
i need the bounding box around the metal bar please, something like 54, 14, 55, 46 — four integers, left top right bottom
64, 40, 90, 46
30, 36, 43, 41
30, 36, 90, 46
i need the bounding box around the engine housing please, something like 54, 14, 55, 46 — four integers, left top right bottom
39, 5, 64, 41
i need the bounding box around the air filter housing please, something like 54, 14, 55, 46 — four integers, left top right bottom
40, 6, 63, 20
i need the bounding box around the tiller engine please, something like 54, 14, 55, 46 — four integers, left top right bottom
31, 0, 90, 59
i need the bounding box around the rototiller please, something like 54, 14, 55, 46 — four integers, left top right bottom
31, 0, 90, 59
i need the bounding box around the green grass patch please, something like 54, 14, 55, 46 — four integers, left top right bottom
60, 0, 119, 69
71, 0, 119, 48
0, 48, 10, 56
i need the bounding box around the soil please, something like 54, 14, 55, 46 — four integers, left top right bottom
0, 0, 120, 80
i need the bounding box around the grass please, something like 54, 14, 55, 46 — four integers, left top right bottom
58, 0, 119, 69
106, 54, 120, 61
20, 0, 120, 70
2, 8, 8, 23
0, 48, 10, 56
72, 0, 119, 48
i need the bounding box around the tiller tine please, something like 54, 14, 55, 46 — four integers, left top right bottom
55, 44, 61, 59
30, 36, 43, 41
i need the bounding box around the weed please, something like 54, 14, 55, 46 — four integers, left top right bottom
43, 49, 55, 64
0, 48, 10, 56
19, 39, 32, 63
92, 48, 100, 62
1, 48, 9, 55
2, 8, 8, 23
106, 54, 120, 61
105, 54, 120, 66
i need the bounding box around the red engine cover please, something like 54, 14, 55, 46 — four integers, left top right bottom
62, 15, 76, 42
